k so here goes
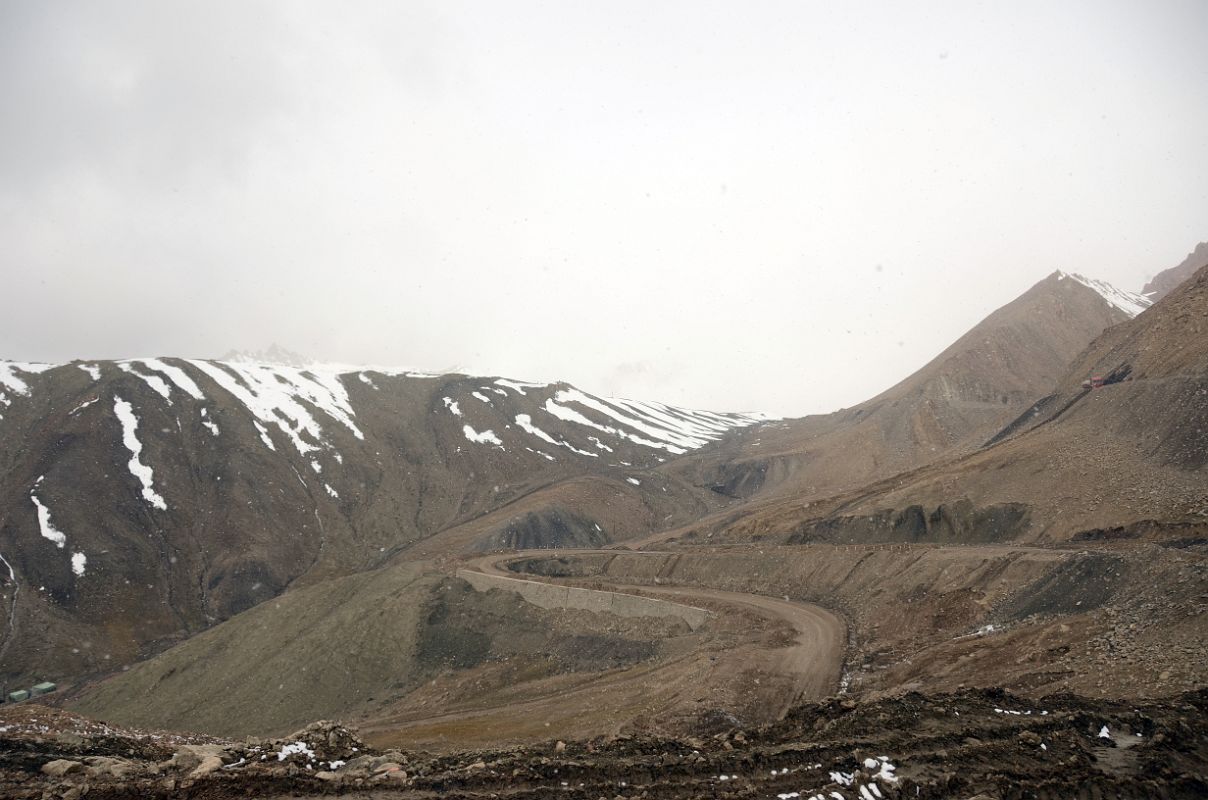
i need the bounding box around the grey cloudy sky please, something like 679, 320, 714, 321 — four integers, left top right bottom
2, 1, 1206, 416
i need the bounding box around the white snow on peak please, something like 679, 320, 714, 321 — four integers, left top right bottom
546, 388, 767, 454
113, 396, 168, 510
71, 552, 87, 577
225, 348, 440, 380
30, 481, 67, 548
462, 424, 503, 446
186, 360, 363, 455
78, 364, 102, 380
325, 483, 339, 498
495, 378, 546, 395
1057, 272, 1152, 317
445, 380, 767, 457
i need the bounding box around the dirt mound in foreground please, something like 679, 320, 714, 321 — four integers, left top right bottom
3, 688, 1205, 799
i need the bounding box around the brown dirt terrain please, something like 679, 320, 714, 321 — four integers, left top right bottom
635, 265, 1208, 551
65, 563, 719, 742
671, 272, 1139, 505
354, 551, 846, 752
512, 544, 1208, 701
4, 689, 1206, 799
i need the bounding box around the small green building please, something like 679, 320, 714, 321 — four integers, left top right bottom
7, 690, 30, 703
31, 682, 57, 696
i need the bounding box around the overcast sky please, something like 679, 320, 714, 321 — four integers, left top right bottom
2, 1, 1206, 416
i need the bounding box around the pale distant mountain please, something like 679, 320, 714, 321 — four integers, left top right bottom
1142, 241, 1208, 302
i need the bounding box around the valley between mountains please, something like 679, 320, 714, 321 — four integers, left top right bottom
1, 255, 1206, 799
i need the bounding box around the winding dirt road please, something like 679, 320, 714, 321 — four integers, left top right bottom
466, 549, 847, 714
364, 549, 846, 750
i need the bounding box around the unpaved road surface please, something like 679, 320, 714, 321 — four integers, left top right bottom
612, 582, 845, 712
357, 550, 847, 751
466, 549, 846, 712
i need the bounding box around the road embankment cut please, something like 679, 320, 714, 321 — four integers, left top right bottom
456, 568, 710, 630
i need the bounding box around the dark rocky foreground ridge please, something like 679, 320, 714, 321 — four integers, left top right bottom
2, 688, 1206, 800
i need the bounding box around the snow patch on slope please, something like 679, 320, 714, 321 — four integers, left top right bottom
463, 424, 503, 446
1058, 272, 1152, 317
135, 359, 206, 399
495, 378, 546, 395
1, 363, 56, 416
30, 480, 67, 548
548, 389, 767, 454
252, 421, 276, 450
118, 363, 173, 403
515, 413, 598, 457
113, 396, 168, 510
186, 360, 362, 456
0, 362, 55, 396
451, 379, 769, 456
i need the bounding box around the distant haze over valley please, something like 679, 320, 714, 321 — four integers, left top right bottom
2, 3, 1206, 416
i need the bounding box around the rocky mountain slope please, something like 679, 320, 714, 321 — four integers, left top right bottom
690, 264, 1207, 546
0, 360, 765, 687
1143, 241, 1208, 302
674, 271, 1150, 503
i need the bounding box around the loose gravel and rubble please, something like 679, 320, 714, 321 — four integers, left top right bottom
3, 687, 1205, 799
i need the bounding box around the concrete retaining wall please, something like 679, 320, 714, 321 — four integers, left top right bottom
456, 570, 710, 630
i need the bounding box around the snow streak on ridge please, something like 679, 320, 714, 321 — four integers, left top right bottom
1058, 272, 1152, 317
186, 360, 363, 455
113, 396, 168, 510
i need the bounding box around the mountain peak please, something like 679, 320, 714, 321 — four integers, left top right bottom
220, 344, 313, 368
1053, 271, 1151, 318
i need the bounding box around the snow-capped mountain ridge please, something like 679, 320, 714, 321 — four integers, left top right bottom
1056, 271, 1151, 317
1, 358, 769, 459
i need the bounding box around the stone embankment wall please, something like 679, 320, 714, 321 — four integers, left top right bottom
456, 570, 709, 630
